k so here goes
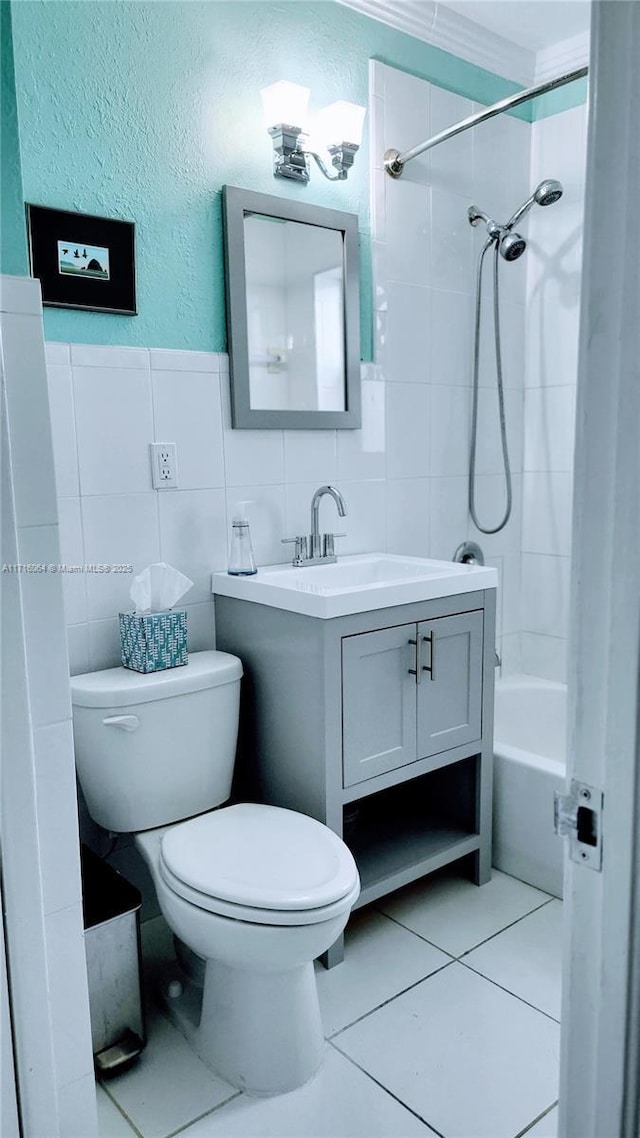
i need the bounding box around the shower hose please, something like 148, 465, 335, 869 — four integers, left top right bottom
468, 239, 513, 534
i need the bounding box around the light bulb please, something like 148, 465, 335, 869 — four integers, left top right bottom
314, 100, 366, 148
260, 81, 310, 130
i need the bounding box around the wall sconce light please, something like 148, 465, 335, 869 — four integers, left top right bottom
261, 80, 366, 184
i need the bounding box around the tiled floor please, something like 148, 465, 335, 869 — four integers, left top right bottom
97, 868, 562, 1138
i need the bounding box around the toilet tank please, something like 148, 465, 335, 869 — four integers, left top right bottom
71, 651, 243, 833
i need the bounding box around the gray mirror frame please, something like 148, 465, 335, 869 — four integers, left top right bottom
222, 185, 361, 429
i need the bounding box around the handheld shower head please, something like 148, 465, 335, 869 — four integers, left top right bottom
533, 178, 563, 207
499, 232, 527, 261
506, 177, 564, 230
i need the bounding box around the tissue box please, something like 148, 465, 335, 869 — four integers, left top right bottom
119, 610, 187, 673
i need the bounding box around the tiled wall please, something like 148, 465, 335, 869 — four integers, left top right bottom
45, 342, 388, 676
370, 61, 530, 673
521, 104, 586, 682
1, 276, 97, 1137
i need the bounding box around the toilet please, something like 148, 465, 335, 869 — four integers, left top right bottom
71, 650, 360, 1094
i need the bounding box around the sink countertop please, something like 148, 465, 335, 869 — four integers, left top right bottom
212, 553, 497, 620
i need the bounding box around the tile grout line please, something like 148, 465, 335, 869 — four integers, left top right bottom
327, 957, 457, 1041
98, 1080, 145, 1138
327, 1038, 447, 1138
163, 1091, 244, 1138
458, 957, 561, 1024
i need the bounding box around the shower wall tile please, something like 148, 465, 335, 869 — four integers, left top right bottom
429, 87, 474, 200
429, 386, 471, 477
473, 388, 524, 476
381, 282, 431, 384
386, 382, 430, 479
384, 179, 430, 287
386, 478, 430, 557
429, 288, 473, 387
337, 380, 386, 482
472, 109, 532, 227
468, 473, 522, 559
429, 476, 468, 562
430, 188, 475, 295
382, 64, 430, 186
501, 553, 522, 638
524, 386, 576, 472
530, 106, 587, 206
521, 553, 571, 640
486, 554, 504, 644
521, 471, 573, 558
520, 632, 567, 684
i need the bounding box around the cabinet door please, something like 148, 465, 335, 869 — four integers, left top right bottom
342, 625, 417, 787
416, 610, 483, 759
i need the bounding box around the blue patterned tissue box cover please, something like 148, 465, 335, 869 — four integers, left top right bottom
119, 610, 187, 673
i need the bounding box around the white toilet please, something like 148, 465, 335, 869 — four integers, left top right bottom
71, 650, 360, 1094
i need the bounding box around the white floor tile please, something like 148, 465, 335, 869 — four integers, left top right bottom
96, 1084, 137, 1137
335, 963, 559, 1138
177, 1046, 436, 1137
463, 899, 563, 1019
315, 908, 451, 1036
102, 1009, 236, 1138
523, 1104, 558, 1136
379, 868, 552, 957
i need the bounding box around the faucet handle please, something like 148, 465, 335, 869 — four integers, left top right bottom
281, 535, 308, 562
322, 533, 346, 558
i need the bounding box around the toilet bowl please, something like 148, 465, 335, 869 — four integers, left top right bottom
70, 651, 360, 1094
135, 804, 359, 1092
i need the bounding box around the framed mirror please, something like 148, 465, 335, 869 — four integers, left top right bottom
222, 186, 361, 429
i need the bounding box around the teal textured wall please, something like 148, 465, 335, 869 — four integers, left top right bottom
9, 1, 584, 355
1, 1, 28, 275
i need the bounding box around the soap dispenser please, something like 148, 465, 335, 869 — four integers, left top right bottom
228, 502, 257, 576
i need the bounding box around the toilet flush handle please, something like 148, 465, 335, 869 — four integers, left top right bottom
102, 715, 139, 732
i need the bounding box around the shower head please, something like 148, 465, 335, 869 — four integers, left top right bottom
505, 178, 564, 230
534, 178, 563, 207
499, 232, 527, 261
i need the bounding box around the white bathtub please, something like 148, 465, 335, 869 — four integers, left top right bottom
492, 675, 566, 898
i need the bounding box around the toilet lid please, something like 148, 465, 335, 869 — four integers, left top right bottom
160, 803, 359, 912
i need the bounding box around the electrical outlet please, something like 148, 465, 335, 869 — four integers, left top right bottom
150, 443, 178, 489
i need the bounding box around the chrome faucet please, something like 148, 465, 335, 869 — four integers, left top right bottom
282, 484, 347, 566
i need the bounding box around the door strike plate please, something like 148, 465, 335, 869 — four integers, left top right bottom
554, 779, 603, 871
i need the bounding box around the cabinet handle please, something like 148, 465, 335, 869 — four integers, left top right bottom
422, 633, 435, 681
408, 637, 422, 684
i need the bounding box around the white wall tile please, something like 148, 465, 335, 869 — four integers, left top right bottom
381, 282, 430, 384
45, 342, 70, 367
70, 344, 149, 370
531, 106, 587, 206
429, 475, 469, 562
283, 481, 346, 551
430, 87, 474, 199
66, 624, 90, 676
0, 273, 42, 314
73, 366, 154, 495
386, 383, 430, 479
337, 380, 386, 481
524, 386, 576, 472
158, 489, 228, 604
522, 472, 573, 557
45, 903, 94, 1088
473, 388, 524, 476
283, 430, 338, 484
501, 553, 522, 637
57, 497, 88, 625
152, 369, 225, 489
224, 484, 286, 567
15, 524, 72, 727
33, 721, 82, 915
499, 631, 522, 676
183, 602, 216, 652
520, 632, 567, 683
486, 555, 504, 643
46, 363, 79, 498
149, 348, 220, 372
384, 180, 430, 287
521, 552, 571, 639
386, 479, 430, 557
429, 288, 473, 387
220, 374, 285, 487
382, 64, 430, 186
334, 480, 387, 556
430, 189, 474, 296
1, 313, 58, 527
82, 494, 160, 620
429, 385, 470, 477
468, 473, 522, 558
87, 617, 122, 671
472, 108, 532, 226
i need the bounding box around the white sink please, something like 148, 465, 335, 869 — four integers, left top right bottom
212, 553, 497, 619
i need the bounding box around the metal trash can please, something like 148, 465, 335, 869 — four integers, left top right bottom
81, 845, 146, 1075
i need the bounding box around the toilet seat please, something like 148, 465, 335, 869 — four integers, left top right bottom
159, 803, 360, 926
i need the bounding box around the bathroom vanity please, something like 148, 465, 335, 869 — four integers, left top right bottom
213, 555, 497, 965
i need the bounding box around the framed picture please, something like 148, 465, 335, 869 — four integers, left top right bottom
26, 204, 137, 315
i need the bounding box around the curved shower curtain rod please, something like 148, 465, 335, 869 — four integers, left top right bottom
384, 64, 589, 177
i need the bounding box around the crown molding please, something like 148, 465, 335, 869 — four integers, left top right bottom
338, 0, 536, 85
535, 29, 590, 82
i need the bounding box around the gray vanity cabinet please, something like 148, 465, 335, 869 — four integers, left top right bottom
214, 587, 496, 967
342, 610, 483, 788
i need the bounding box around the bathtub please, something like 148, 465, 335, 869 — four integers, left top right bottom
492, 675, 566, 898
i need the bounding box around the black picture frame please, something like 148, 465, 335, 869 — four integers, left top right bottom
26, 204, 137, 315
